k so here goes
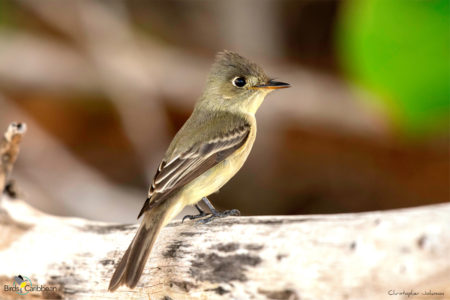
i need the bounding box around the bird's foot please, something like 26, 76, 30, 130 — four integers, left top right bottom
182, 204, 209, 223
197, 208, 240, 224
182, 211, 209, 223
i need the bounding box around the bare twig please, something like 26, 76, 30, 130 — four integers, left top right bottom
0, 122, 27, 192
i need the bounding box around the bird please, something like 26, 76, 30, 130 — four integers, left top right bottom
108, 50, 290, 291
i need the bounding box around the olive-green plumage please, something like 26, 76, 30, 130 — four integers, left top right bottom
108, 50, 289, 291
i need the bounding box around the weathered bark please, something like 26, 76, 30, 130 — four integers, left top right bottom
0, 196, 449, 300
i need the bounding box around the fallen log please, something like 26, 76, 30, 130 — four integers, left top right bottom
0, 196, 449, 300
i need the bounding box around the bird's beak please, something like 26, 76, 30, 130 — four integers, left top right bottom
253, 79, 291, 90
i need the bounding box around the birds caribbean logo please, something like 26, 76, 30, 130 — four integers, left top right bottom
13, 275, 32, 295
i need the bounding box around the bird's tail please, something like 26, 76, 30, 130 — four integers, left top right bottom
108, 205, 169, 291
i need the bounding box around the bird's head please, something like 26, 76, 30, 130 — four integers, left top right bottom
199, 50, 290, 114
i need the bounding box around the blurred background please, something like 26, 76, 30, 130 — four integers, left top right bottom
0, 0, 448, 222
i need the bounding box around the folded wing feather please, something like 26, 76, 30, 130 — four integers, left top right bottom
137, 124, 250, 219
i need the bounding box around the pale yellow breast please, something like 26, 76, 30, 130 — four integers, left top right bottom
180, 117, 257, 206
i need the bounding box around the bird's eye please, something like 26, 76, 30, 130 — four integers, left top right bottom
232, 77, 246, 88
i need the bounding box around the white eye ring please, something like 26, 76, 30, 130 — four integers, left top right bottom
232, 76, 247, 88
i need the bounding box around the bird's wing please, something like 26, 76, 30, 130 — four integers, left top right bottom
137, 122, 251, 219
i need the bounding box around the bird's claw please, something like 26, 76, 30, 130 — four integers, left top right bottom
196, 209, 240, 224
182, 211, 208, 223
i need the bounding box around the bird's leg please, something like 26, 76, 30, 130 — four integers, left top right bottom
182, 204, 208, 223
197, 197, 240, 224
182, 197, 240, 223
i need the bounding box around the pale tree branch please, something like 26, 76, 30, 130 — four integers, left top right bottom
0, 196, 449, 299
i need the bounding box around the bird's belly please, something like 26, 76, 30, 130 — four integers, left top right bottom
180, 144, 252, 206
